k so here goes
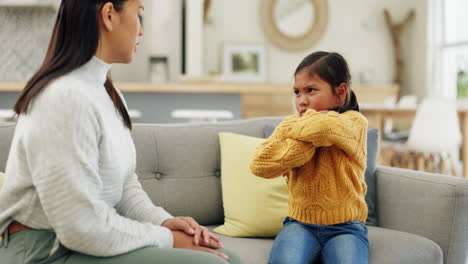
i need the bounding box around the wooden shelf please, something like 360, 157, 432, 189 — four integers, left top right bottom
117, 82, 291, 94
0, 82, 398, 96
0, 83, 23, 92
0, 82, 291, 94
0, 82, 399, 119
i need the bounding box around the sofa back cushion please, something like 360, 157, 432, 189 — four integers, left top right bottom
0, 172, 4, 189
0, 118, 284, 225
128, 117, 283, 225
0, 123, 15, 173
0, 117, 378, 227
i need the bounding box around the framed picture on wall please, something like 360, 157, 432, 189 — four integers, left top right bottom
222, 43, 267, 83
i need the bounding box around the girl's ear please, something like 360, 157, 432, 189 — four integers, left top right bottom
335, 83, 348, 104
100, 2, 116, 32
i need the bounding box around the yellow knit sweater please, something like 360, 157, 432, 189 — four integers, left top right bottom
250, 109, 368, 225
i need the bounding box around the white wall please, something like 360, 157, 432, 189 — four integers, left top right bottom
387, 0, 428, 99
185, 0, 204, 77
111, 0, 182, 82
203, 0, 428, 99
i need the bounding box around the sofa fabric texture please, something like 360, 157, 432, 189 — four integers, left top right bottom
0, 118, 463, 264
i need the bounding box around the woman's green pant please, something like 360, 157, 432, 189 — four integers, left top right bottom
0, 229, 243, 264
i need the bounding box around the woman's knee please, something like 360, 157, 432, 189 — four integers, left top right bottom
216, 248, 243, 264
69, 247, 230, 264
132, 247, 229, 264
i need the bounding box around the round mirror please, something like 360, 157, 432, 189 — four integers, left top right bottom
260, 0, 328, 51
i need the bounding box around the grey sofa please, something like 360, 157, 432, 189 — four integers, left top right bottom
1, 117, 468, 264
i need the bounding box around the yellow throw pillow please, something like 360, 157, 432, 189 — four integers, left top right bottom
0, 172, 4, 189
214, 132, 288, 237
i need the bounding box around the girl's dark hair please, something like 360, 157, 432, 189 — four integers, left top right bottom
294, 51, 359, 113
13, 0, 132, 129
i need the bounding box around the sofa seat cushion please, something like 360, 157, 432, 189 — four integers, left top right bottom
368, 226, 443, 264
208, 226, 443, 264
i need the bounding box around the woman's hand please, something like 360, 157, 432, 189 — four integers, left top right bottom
162, 217, 222, 248
172, 231, 229, 260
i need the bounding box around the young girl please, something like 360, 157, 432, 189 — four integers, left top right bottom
250, 51, 368, 264
0, 0, 240, 263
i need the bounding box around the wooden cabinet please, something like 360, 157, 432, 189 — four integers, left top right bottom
241, 93, 293, 119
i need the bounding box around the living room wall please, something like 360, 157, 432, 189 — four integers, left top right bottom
0, 7, 55, 82
203, 0, 428, 99
0, 1, 428, 100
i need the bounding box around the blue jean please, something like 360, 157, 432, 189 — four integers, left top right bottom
269, 217, 369, 264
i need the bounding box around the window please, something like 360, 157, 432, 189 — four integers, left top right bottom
430, 0, 468, 98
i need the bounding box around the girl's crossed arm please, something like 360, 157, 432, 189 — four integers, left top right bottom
250, 115, 316, 179
287, 110, 367, 158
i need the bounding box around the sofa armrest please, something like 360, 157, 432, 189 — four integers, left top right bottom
376, 166, 468, 264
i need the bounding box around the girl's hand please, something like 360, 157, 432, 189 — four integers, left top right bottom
172, 231, 229, 260
162, 217, 222, 248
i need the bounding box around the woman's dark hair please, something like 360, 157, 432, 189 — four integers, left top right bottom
294, 51, 359, 113
13, 0, 132, 129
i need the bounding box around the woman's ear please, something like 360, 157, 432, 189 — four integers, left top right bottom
336, 83, 348, 104
100, 2, 116, 32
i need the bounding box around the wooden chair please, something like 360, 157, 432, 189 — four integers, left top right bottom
382, 148, 458, 176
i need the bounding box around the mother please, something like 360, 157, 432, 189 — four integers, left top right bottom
0, 1, 241, 263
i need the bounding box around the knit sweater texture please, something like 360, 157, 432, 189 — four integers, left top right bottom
0, 57, 174, 257
250, 109, 368, 225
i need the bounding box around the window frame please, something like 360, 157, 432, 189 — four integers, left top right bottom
429, 0, 468, 98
